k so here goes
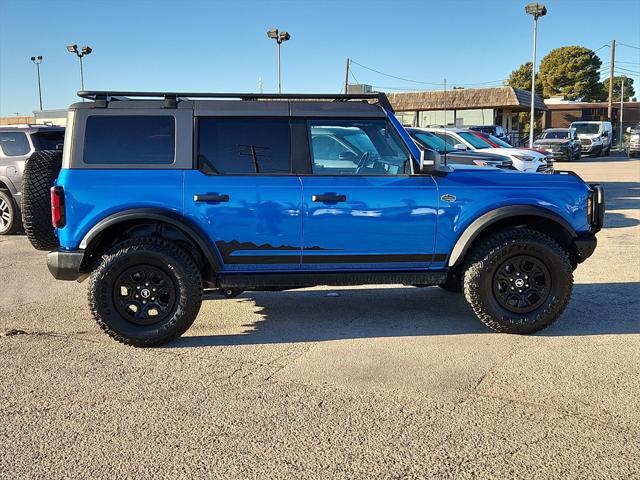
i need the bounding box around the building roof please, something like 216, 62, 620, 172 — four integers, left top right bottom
386, 86, 547, 112
545, 101, 640, 111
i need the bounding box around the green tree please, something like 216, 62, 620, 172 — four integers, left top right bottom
538, 46, 602, 100
506, 62, 543, 93
602, 76, 635, 101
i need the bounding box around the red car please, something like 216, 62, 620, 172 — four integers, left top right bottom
469, 130, 554, 162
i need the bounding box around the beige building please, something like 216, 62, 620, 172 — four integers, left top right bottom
384, 86, 547, 135
0, 108, 67, 126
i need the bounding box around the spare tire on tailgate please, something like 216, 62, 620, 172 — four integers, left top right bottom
22, 150, 62, 251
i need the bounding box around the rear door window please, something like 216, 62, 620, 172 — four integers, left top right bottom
197, 117, 290, 174
84, 116, 175, 165
0, 132, 31, 156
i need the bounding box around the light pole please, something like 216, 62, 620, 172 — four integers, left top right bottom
66, 44, 92, 92
30, 56, 43, 110
525, 2, 546, 148
266, 28, 291, 93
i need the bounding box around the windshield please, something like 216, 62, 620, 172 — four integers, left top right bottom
412, 131, 459, 153
458, 131, 492, 150
487, 134, 512, 147
540, 131, 570, 140
572, 123, 600, 135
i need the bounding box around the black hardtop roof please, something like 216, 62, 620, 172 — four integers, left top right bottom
71, 91, 393, 116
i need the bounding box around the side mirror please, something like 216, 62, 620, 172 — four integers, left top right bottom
602, 131, 608, 137
626, 127, 632, 133
419, 148, 440, 173
453, 143, 467, 150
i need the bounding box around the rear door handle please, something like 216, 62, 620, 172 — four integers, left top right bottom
194, 193, 230, 203
312, 194, 347, 203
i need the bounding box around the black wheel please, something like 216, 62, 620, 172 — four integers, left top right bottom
604, 146, 610, 156
21, 150, 62, 251
0, 190, 20, 235
463, 229, 573, 334
573, 149, 581, 161
438, 268, 462, 293
88, 238, 203, 347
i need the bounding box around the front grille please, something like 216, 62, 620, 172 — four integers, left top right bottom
536, 165, 547, 172
580, 138, 591, 146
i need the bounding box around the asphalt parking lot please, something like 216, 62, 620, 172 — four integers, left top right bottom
1, 154, 639, 479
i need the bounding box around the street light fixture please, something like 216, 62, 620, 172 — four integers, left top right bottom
266, 28, 291, 93
66, 43, 92, 92
525, 2, 546, 148
30, 55, 43, 110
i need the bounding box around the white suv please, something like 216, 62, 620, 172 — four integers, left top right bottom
422, 127, 549, 173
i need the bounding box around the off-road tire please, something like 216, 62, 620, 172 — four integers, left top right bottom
0, 189, 20, 235
439, 268, 462, 293
88, 238, 203, 347
463, 228, 573, 334
21, 150, 62, 250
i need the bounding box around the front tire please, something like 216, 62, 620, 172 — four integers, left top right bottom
463, 229, 573, 334
0, 190, 20, 235
88, 238, 203, 347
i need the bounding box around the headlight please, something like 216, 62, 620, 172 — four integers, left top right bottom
512, 154, 535, 161
593, 136, 601, 143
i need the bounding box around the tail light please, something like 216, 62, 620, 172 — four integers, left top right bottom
51, 186, 66, 228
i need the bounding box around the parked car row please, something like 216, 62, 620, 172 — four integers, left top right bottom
407, 126, 553, 173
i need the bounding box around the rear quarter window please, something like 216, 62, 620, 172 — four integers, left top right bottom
0, 132, 31, 156
83, 116, 175, 165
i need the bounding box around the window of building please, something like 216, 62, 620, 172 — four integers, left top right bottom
84, 116, 175, 165
198, 117, 290, 174
455, 109, 494, 126
308, 119, 411, 175
0, 132, 30, 156
418, 110, 455, 127
395, 111, 417, 127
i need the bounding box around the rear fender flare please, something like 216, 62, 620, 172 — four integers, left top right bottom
79, 208, 222, 272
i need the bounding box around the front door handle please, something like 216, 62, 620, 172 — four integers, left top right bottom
194, 193, 230, 203
312, 194, 347, 203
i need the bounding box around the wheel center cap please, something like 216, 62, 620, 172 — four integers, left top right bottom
515, 279, 525, 288
140, 289, 151, 299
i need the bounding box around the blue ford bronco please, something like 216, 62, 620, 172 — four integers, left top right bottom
21, 91, 604, 347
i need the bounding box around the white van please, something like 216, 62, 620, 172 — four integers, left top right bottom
569, 121, 613, 156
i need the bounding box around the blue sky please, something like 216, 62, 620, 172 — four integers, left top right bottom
1, 0, 639, 115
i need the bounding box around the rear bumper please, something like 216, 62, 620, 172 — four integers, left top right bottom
47, 249, 85, 281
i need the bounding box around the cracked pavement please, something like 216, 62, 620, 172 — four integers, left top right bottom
1, 156, 639, 479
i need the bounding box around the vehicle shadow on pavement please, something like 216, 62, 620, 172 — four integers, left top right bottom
168, 282, 640, 348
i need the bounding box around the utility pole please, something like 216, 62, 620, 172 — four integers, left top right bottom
344, 58, 350, 94
525, 3, 547, 148
619, 77, 625, 149
608, 40, 616, 121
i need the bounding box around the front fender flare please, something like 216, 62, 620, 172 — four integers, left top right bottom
448, 205, 577, 267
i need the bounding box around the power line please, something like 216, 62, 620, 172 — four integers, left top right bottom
617, 42, 640, 51
349, 59, 507, 87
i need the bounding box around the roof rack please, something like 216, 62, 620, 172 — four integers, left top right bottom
76, 91, 394, 111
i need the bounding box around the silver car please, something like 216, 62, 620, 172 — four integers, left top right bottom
0, 125, 65, 234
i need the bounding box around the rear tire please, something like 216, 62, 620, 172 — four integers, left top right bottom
0, 190, 20, 235
463, 229, 573, 334
88, 238, 203, 347
21, 150, 62, 251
